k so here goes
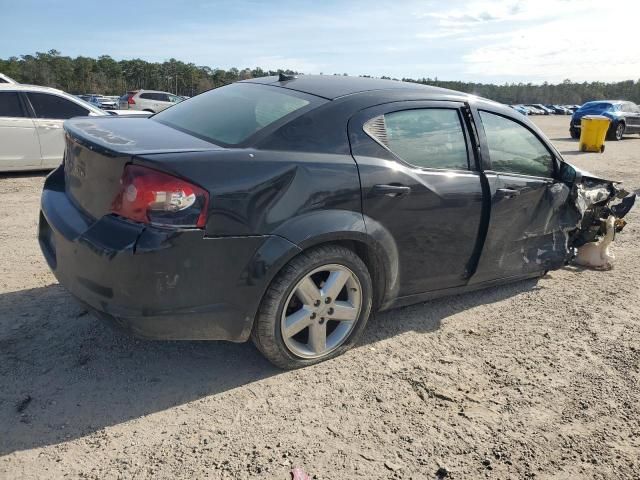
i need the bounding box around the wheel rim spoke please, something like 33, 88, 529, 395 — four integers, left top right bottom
329, 301, 358, 322
321, 270, 349, 300
283, 308, 313, 338
281, 263, 363, 359
308, 322, 327, 354
295, 276, 321, 306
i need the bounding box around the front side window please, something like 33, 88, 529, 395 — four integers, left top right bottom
154, 83, 315, 146
0, 92, 26, 117
479, 111, 554, 178
367, 108, 469, 170
27, 92, 89, 119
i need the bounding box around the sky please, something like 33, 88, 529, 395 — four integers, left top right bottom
1, 0, 639, 84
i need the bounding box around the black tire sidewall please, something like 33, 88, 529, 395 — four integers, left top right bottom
257, 246, 373, 368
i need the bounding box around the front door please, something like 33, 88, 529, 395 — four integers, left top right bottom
350, 101, 485, 297
0, 91, 41, 169
470, 109, 573, 284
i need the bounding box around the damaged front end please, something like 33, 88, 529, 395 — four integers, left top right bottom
564, 164, 636, 257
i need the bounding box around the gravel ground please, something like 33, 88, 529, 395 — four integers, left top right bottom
1, 115, 639, 479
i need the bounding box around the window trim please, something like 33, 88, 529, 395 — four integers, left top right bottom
475, 108, 558, 180
0, 90, 30, 118
24, 91, 90, 120
361, 104, 473, 173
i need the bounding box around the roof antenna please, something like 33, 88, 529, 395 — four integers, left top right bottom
278, 72, 297, 82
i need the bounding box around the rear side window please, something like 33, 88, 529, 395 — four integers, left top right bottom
365, 108, 469, 170
139, 93, 156, 100
479, 111, 554, 178
154, 83, 316, 146
0, 92, 26, 117
27, 92, 89, 119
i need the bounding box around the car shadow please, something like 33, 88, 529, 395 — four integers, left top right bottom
0, 277, 540, 455
558, 150, 587, 156
0, 171, 49, 181
548, 137, 577, 142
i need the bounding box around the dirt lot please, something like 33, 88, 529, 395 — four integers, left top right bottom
1, 115, 639, 479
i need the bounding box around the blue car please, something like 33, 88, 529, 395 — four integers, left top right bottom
570, 100, 640, 140
509, 104, 529, 116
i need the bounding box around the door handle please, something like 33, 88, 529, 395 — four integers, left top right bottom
371, 184, 411, 198
496, 188, 521, 198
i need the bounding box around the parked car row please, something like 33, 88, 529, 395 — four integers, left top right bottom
0, 84, 149, 171
76, 94, 119, 110
75, 90, 184, 113
509, 104, 580, 116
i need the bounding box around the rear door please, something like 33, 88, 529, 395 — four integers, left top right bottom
26, 92, 91, 168
469, 108, 573, 284
0, 91, 41, 169
138, 92, 158, 111
156, 93, 174, 111
350, 101, 485, 296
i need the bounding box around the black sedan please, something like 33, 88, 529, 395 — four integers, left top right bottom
39, 75, 634, 368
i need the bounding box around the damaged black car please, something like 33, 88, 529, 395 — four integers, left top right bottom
38, 75, 636, 369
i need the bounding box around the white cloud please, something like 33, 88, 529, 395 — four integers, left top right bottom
462, 2, 640, 82
4, 0, 640, 83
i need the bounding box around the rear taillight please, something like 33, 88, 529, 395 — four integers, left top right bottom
127, 94, 135, 105
111, 165, 209, 228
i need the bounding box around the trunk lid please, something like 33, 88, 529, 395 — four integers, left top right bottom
63, 116, 222, 220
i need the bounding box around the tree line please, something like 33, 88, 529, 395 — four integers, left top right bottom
2, 50, 640, 104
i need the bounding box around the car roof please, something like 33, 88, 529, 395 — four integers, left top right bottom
136, 89, 175, 94
0, 73, 18, 83
241, 74, 466, 101
0, 83, 69, 94
582, 100, 622, 105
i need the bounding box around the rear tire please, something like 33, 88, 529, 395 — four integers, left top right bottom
570, 128, 580, 139
251, 245, 373, 369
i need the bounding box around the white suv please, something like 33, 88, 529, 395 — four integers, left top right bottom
119, 90, 184, 113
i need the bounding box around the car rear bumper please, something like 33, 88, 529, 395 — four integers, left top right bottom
38, 166, 299, 342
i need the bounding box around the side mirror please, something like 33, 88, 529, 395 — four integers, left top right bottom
559, 162, 580, 184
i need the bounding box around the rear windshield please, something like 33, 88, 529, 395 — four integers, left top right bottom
152, 83, 319, 146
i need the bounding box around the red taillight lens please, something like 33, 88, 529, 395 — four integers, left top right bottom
111, 165, 209, 228
127, 95, 135, 105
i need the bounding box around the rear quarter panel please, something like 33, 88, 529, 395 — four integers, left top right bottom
134, 149, 363, 237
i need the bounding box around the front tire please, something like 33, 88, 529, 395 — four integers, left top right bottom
251, 245, 373, 369
609, 122, 625, 141
570, 128, 580, 139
